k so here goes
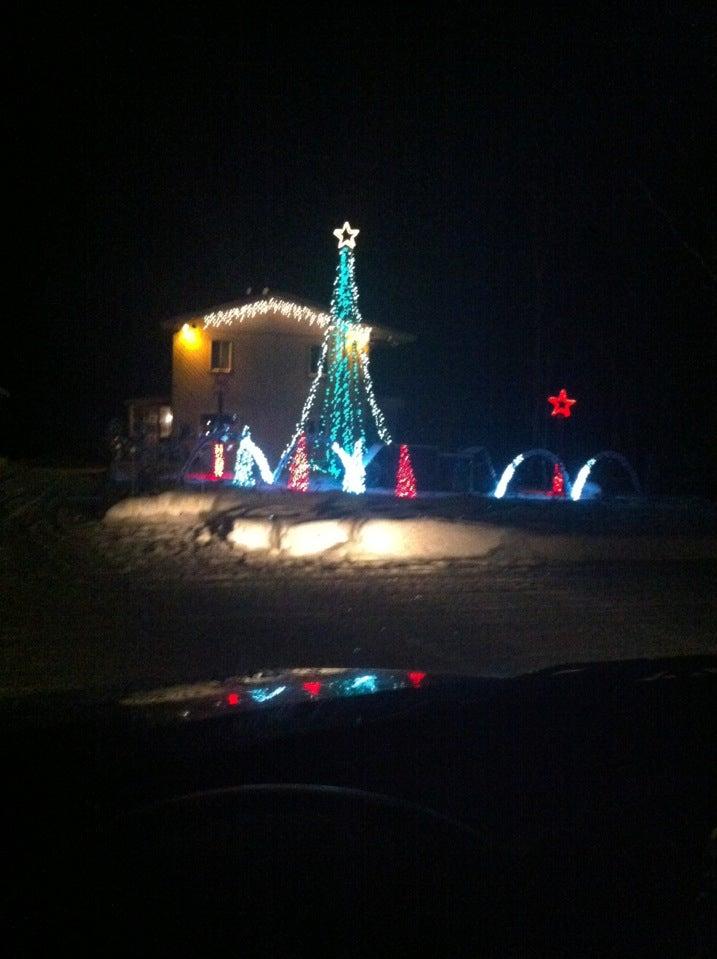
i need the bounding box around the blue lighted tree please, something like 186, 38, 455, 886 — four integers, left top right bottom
278, 223, 391, 481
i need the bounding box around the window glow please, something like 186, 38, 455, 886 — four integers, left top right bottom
226, 692, 240, 706
407, 671, 426, 688
302, 681, 321, 697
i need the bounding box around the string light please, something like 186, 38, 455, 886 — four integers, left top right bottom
318, 245, 368, 475
333, 220, 360, 249
203, 297, 331, 330
551, 462, 565, 497
233, 430, 255, 487
288, 432, 309, 492
494, 450, 572, 499
359, 350, 392, 444
494, 453, 524, 499
275, 336, 328, 477
570, 452, 641, 501
274, 225, 392, 483
332, 439, 366, 494
547, 388, 577, 418
395, 444, 417, 498
245, 436, 275, 485
233, 426, 274, 486
213, 443, 225, 480
571, 458, 596, 501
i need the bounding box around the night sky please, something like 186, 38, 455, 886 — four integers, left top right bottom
6, 10, 716, 494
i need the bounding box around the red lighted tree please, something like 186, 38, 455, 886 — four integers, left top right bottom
395, 444, 417, 498
288, 432, 309, 492
551, 462, 565, 497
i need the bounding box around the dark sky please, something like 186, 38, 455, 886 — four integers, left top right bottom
6, 9, 716, 493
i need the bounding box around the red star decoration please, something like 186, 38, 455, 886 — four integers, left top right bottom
547, 388, 576, 418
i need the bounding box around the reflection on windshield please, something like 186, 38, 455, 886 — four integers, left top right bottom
121, 668, 428, 719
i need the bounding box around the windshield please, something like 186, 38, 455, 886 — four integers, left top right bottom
2, 21, 716, 701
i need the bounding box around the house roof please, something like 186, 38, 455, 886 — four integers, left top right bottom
163, 290, 414, 345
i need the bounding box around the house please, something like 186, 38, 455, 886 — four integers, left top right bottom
164, 289, 412, 461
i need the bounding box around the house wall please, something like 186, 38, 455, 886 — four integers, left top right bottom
171, 314, 327, 461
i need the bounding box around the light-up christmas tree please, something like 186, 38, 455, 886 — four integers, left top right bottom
278, 222, 392, 483
288, 432, 309, 492
395, 444, 417, 498
213, 443, 225, 480
233, 426, 256, 487
550, 462, 565, 497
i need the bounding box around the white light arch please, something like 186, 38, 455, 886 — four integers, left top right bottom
494, 449, 572, 499
570, 451, 641, 501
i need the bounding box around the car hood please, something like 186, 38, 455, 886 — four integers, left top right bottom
2, 656, 714, 730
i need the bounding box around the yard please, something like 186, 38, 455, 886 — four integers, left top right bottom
1, 467, 715, 697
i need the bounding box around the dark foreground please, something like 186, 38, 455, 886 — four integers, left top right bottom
1, 514, 716, 695
4, 659, 715, 956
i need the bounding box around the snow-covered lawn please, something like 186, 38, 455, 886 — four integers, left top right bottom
2, 474, 715, 697
105, 489, 717, 563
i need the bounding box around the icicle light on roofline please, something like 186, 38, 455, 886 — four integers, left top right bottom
203, 297, 332, 330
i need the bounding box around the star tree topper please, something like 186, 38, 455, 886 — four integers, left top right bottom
333, 221, 360, 249
547, 388, 577, 418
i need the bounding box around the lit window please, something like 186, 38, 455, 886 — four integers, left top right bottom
210, 340, 232, 372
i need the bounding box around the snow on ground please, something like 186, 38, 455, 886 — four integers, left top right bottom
2, 472, 716, 697
105, 489, 717, 562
